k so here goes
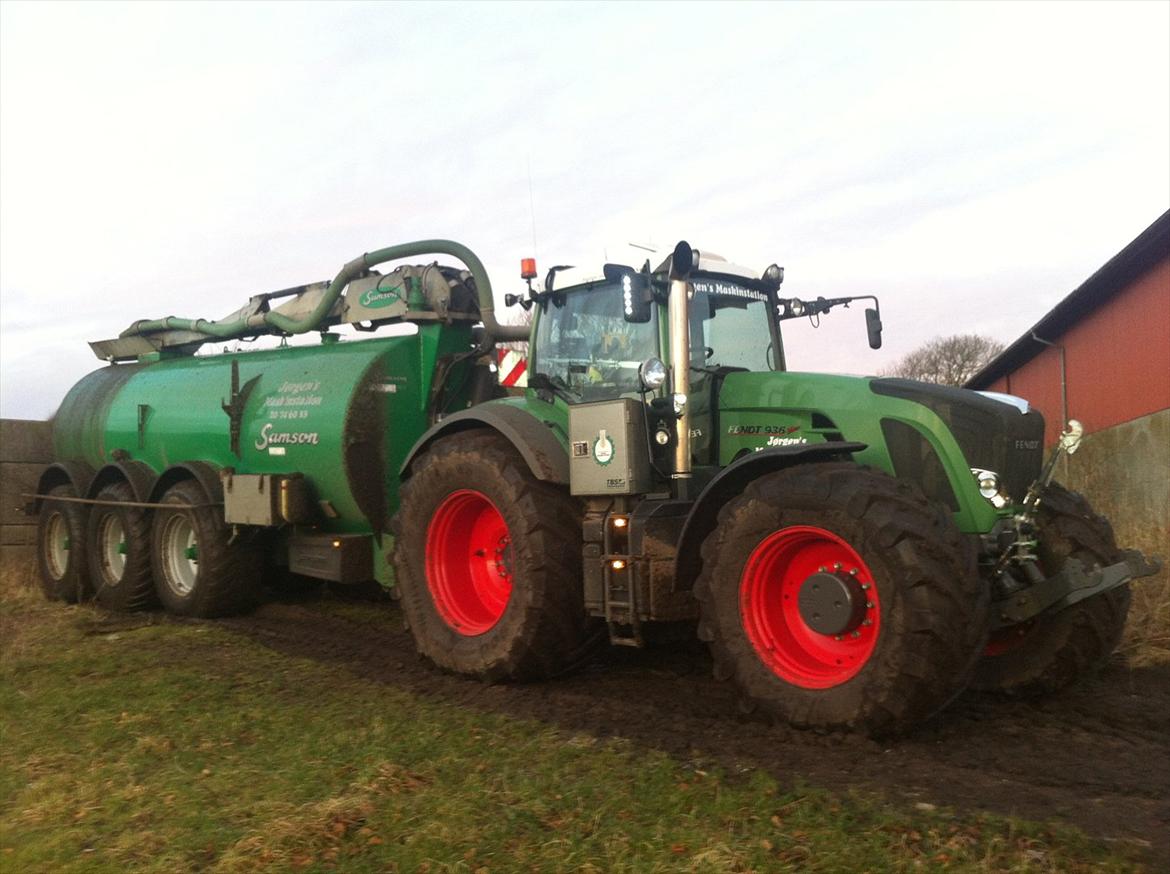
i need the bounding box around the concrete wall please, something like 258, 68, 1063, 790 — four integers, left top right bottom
0, 418, 52, 589
1058, 409, 1170, 643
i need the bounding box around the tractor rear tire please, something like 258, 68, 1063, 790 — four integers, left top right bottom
391, 432, 599, 681
86, 482, 157, 612
694, 463, 988, 736
151, 480, 262, 618
36, 484, 92, 603
972, 484, 1131, 696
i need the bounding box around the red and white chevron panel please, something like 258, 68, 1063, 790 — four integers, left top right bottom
497, 349, 528, 387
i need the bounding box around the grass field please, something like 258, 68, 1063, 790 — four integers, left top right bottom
0, 579, 1156, 874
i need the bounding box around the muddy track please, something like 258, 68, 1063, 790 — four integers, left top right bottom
220, 595, 1170, 862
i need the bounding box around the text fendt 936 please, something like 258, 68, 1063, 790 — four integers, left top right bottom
30, 238, 1160, 735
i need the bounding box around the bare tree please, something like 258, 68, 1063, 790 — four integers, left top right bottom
885, 334, 1005, 386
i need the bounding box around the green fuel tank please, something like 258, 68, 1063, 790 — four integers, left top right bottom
52, 323, 473, 534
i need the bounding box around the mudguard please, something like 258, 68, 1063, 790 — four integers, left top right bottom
85, 460, 158, 504
673, 442, 867, 592
399, 403, 568, 484
32, 460, 96, 510
148, 461, 225, 504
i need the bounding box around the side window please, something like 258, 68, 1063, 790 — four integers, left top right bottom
689, 290, 776, 373
534, 283, 659, 401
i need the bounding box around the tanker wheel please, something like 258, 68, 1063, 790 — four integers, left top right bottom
36, 484, 93, 603
86, 482, 157, 612
973, 483, 1131, 696
391, 431, 600, 681
150, 480, 262, 618
694, 463, 988, 736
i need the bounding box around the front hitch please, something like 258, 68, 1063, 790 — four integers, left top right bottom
991, 548, 1162, 629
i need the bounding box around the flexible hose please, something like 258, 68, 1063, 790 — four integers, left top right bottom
120, 239, 528, 345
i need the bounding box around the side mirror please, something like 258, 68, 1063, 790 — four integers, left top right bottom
604, 264, 652, 323
865, 307, 883, 350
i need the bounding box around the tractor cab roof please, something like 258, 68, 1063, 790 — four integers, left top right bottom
549, 249, 761, 294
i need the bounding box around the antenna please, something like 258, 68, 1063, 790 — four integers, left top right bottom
527, 157, 538, 263
628, 241, 657, 253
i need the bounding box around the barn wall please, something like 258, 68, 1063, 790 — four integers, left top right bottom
985, 256, 1170, 446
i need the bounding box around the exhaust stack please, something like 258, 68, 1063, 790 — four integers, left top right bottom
669, 240, 698, 495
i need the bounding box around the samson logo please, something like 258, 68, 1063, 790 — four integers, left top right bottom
1015, 439, 1041, 450
255, 422, 320, 450
358, 285, 402, 309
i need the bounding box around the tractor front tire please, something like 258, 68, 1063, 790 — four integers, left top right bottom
695, 463, 988, 736
973, 484, 1131, 696
391, 432, 598, 682
151, 480, 262, 618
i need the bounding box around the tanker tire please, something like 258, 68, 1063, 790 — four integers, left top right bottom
36, 484, 93, 603
151, 480, 262, 618
391, 432, 601, 682
973, 483, 1131, 696
86, 482, 157, 612
694, 463, 988, 736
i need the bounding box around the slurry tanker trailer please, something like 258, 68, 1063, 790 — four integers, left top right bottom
28, 239, 1158, 734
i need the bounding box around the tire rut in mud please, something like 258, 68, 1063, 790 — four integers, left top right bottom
220, 597, 1170, 861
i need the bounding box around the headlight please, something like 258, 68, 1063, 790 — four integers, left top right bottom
971, 468, 1009, 508
638, 357, 667, 390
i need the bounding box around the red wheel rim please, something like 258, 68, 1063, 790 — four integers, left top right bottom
740, 525, 881, 689
984, 621, 1035, 656
425, 489, 513, 636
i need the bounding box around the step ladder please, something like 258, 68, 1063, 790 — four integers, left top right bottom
603, 556, 643, 647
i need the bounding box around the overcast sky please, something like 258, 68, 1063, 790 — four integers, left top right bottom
1, 1, 1167, 419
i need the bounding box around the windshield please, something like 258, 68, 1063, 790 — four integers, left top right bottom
689, 278, 778, 372
533, 281, 660, 402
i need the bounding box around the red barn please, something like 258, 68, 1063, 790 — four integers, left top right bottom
966, 210, 1169, 645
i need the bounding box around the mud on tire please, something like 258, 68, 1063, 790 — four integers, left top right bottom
695, 463, 988, 736
973, 483, 1131, 696
86, 482, 157, 612
391, 431, 599, 682
151, 480, 263, 618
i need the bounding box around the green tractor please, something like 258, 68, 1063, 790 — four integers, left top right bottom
32, 239, 1159, 735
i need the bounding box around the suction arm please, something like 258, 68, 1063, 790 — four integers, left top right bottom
120, 239, 528, 345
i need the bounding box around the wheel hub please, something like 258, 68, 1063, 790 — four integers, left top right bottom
797, 570, 867, 636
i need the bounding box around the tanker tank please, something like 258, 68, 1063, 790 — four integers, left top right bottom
52, 324, 473, 535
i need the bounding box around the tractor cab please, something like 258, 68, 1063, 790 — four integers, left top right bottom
526, 245, 881, 489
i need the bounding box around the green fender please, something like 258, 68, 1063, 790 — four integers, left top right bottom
399, 402, 568, 485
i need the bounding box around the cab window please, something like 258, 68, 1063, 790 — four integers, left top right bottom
533, 282, 660, 402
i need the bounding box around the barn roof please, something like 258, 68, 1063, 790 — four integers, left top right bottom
966, 209, 1170, 390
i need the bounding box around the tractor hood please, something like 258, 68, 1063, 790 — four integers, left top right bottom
868, 378, 1046, 504
711, 371, 1045, 520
